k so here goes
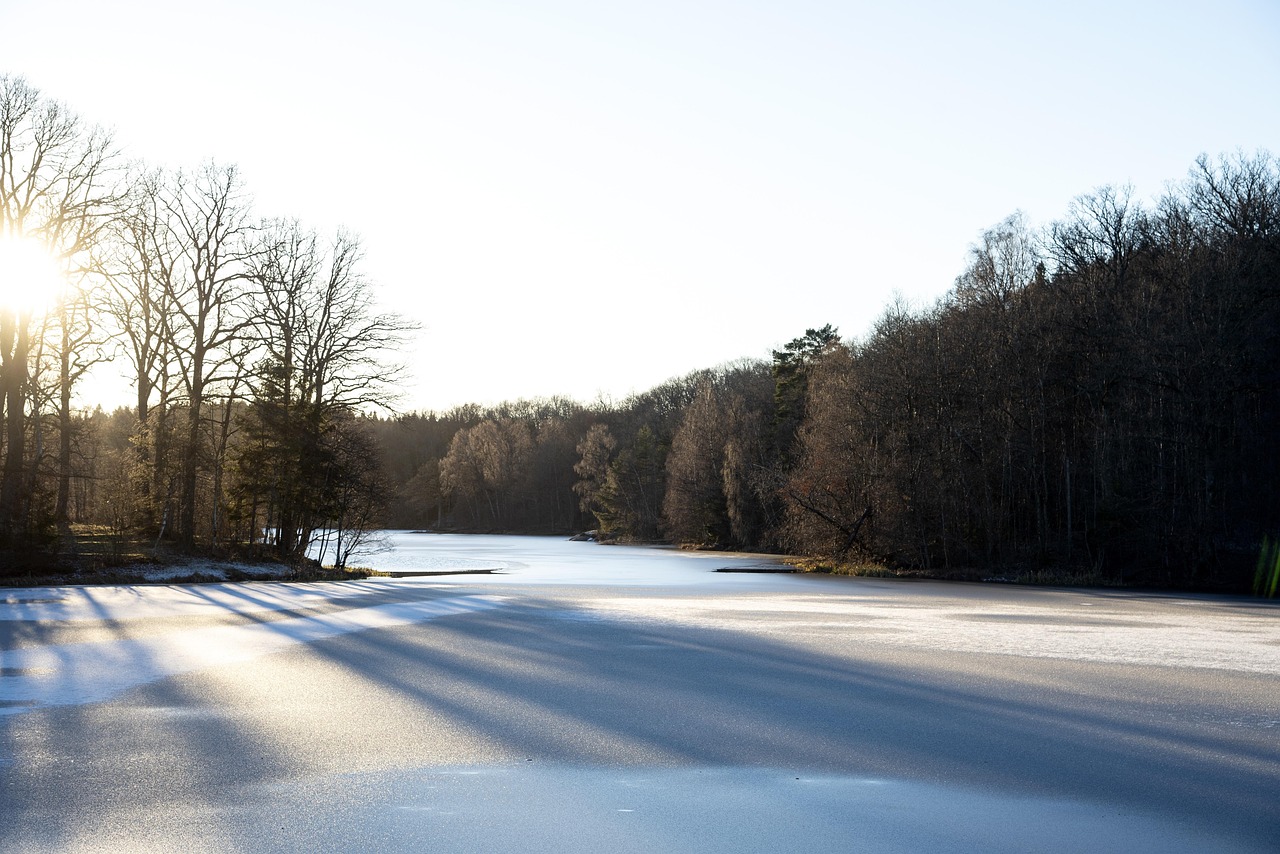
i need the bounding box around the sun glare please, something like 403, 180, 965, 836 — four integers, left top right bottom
0, 235, 66, 316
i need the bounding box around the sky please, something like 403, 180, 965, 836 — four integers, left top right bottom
3, 0, 1279, 412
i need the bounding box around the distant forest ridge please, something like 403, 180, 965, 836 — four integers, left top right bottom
373, 150, 1279, 592
1, 74, 1276, 589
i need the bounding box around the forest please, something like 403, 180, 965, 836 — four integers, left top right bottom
2, 75, 1277, 589
364, 157, 1280, 592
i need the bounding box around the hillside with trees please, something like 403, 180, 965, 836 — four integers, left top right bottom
375, 154, 1279, 591
1, 74, 1276, 590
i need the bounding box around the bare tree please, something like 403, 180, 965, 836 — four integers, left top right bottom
663, 383, 730, 546
439, 418, 534, 529
236, 219, 412, 559
0, 75, 120, 544
156, 162, 254, 547
955, 211, 1040, 309
101, 169, 183, 532
248, 222, 412, 411
573, 423, 615, 521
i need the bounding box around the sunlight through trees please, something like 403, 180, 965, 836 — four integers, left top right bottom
1, 72, 1276, 592
0, 75, 406, 568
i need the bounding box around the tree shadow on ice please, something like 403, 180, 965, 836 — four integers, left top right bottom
306, 596, 1279, 849
0, 642, 296, 849
2, 587, 1276, 850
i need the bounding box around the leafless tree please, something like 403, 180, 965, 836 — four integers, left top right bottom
235, 219, 413, 559
0, 75, 120, 543
155, 162, 255, 547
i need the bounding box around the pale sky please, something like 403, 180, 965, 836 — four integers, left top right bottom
4, 0, 1278, 412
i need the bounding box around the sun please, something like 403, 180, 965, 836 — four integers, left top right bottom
0, 234, 66, 316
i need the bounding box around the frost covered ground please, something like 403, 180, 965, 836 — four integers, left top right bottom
2, 534, 1277, 852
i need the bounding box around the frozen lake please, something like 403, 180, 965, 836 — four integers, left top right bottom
341, 530, 799, 584
3, 534, 1278, 852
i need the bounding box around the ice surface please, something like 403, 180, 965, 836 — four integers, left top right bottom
0, 594, 501, 714
2, 535, 1276, 853
571, 592, 1280, 675
0, 579, 388, 622
345, 532, 795, 587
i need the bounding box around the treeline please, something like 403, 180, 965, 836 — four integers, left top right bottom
0, 76, 407, 571
377, 151, 1278, 590
6, 73, 1276, 589
786, 156, 1279, 587
369, 358, 783, 541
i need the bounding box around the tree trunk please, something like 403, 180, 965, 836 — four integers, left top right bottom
0, 315, 29, 537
